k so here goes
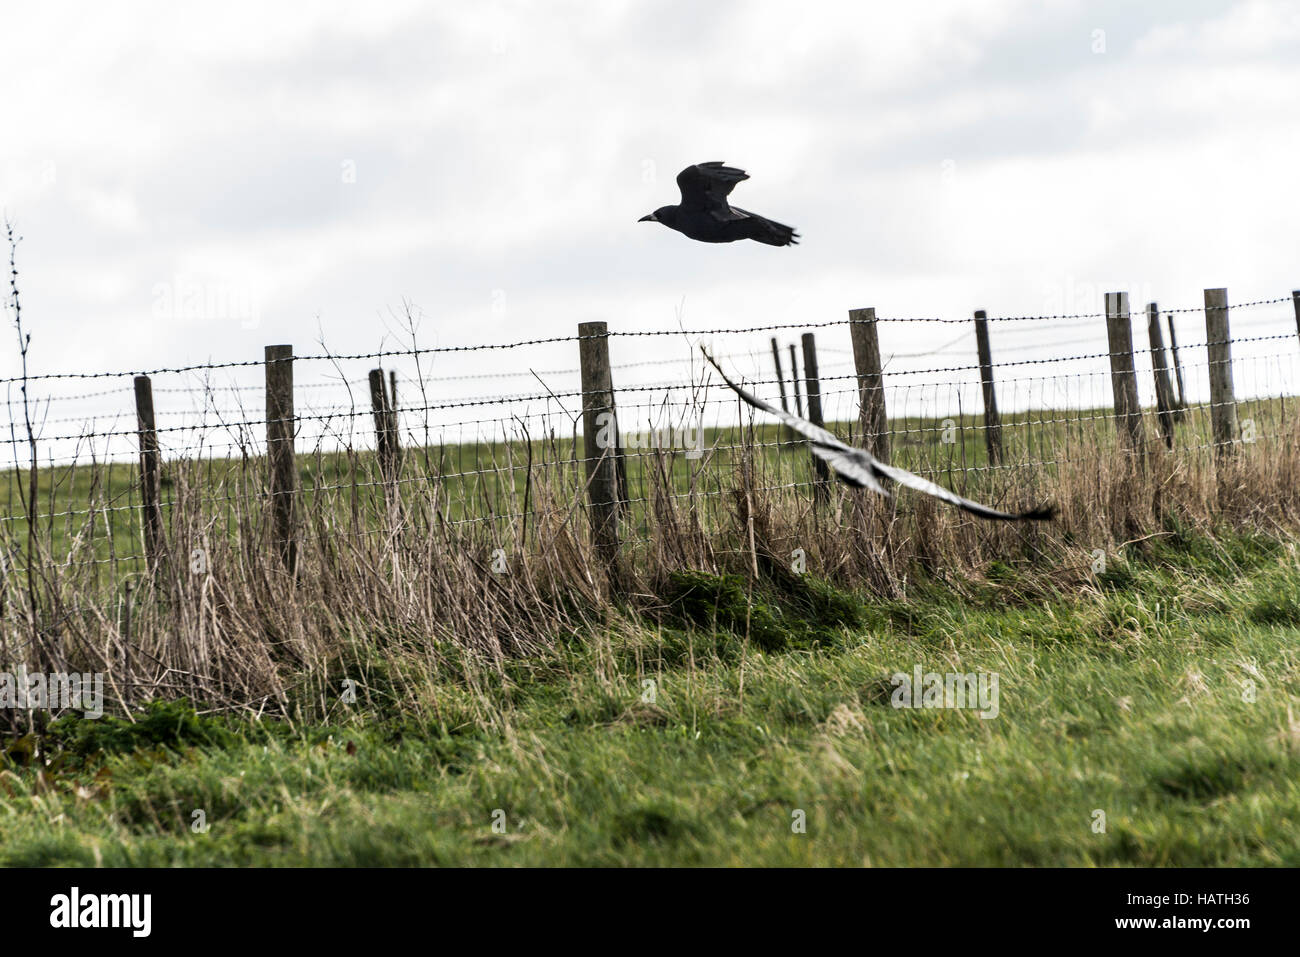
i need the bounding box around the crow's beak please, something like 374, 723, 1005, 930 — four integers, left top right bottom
638, 213, 656, 222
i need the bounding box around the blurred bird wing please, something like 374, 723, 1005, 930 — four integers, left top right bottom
701, 347, 1055, 522
805, 440, 892, 496
871, 461, 1055, 522
677, 162, 749, 213
701, 349, 890, 496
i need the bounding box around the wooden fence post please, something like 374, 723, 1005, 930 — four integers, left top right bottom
1167, 314, 1187, 421
133, 375, 164, 570
265, 344, 297, 574
1104, 293, 1145, 458
770, 338, 790, 414
801, 332, 831, 500
972, 310, 1002, 465
770, 337, 795, 443
578, 321, 621, 566
385, 371, 401, 471
369, 369, 402, 479
1292, 290, 1299, 347
788, 343, 803, 418
849, 307, 890, 463
1146, 302, 1177, 450
1204, 287, 1238, 456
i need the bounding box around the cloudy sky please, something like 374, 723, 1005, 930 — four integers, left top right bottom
2, 0, 1298, 453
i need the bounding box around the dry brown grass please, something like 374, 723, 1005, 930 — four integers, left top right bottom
4, 398, 1300, 731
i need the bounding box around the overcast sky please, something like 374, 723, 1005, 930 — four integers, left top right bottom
2, 0, 1298, 453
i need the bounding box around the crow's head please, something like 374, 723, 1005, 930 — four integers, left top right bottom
638, 206, 675, 226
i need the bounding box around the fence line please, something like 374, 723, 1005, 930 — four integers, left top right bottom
4, 294, 1292, 388
17, 413, 1299, 575
3, 286, 1299, 578
9, 333, 1296, 452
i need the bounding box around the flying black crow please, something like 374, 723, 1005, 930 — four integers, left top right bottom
702, 349, 1056, 522
639, 162, 799, 247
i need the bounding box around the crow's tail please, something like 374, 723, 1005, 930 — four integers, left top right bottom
751, 216, 799, 246
733, 208, 799, 246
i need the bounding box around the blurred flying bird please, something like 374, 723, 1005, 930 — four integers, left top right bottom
639, 162, 799, 247
702, 349, 1055, 522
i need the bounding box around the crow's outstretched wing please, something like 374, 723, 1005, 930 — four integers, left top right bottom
677, 162, 749, 214
869, 459, 1056, 522
703, 350, 889, 495
702, 348, 1055, 522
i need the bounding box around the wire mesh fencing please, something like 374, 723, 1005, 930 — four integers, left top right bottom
3, 289, 1299, 584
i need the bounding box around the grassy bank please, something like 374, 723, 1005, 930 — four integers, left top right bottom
3, 529, 1299, 866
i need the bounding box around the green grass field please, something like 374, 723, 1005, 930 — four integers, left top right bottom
3, 527, 1299, 866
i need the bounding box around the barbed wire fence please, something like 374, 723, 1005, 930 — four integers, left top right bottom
3, 288, 1299, 580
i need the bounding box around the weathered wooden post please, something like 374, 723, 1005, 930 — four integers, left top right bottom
770, 338, 790, 414
1292, 290, 1299, 348
971, 310, 1002, 465
265, 344, 297, 573
1146, 302, 1177, 450
133, 375, 164, 570
1105, 293, 1145, 458
770, 337, 794, 443
577, 321, 621, 566
849, 307, 890, 463
1166, 314, 1187, 421
369, 370, 387, 450
788, 343, 804, 418
385, 370, 401, 469
1204, 287, 1238, 456
801, 332, 831, 500
369, 369, 401, 478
